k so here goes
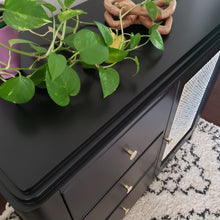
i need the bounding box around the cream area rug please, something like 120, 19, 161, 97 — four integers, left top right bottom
1, 118, 220, 220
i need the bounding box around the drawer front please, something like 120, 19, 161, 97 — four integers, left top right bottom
83, 134, 163, 220
108, 169, 155, 220
62, 91, 173, 220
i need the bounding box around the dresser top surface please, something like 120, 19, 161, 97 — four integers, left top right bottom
0, 0, 219, 209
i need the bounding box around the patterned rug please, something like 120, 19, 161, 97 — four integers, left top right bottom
1, 118, 220, 220
124, 118, 220, 220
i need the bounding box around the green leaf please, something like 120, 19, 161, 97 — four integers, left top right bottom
35, 0, 57, 12
56, 25, 75, 34
165, 0, 173, 2
64, 0, 76, 8
30, 63, 47, 86
95, 21, 113, 46
68, 67, 81, 96
105, 48, 128, 64
46, 69, 69, 106
0, 76, 35, 104
48, 53, 67, 81
150, 29, 164, 51
35, 0, 46, 4
64, 26, 75, 34
46, 66, 80, 106
3, 0, 51, 31
8, 39, 37, 47
63, 34, 76, 49
58, 9, 87, 23
145, 1, 158, 21
37, 81, 47, 89
30, 44, 47, 55
130, 33, 141, 49
149, 22, 161, 35
43, 3, 56, 12
126, 56, 140, 75
99, 66, 120, 98
73, 29, 109, 65
157, 8, 162, 16
82, 63, 96, 69
57, 0, 65, 10
110, 34, 126, 49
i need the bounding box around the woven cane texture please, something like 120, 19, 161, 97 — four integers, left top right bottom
162, 51, 220, 160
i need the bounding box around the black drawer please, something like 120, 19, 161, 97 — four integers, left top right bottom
61, 91, 173, 220
83, 134, 163, 220
108, 169, 155, 220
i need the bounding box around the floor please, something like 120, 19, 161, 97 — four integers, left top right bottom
202, 71, 220, 126
0, 70, 219, 216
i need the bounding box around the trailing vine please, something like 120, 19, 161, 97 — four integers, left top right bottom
0, 0, 174, 106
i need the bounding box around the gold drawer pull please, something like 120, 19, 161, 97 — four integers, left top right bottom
121, 206, 130, 215
163, 137, 172, 144
121, 183, 133, 194
123, 147, 137, 160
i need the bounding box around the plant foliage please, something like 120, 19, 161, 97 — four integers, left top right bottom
0, 0, 167, 106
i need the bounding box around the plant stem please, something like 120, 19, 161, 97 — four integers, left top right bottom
61, 21, 67, 41
51, 13, 56, 50
0, 42, 36, 57
103, 62, 117, 69
121, 1, 147, 19
119, 7, 125, 49
0, 77, 6, 82
0, 72, 16, 78
121, 4, 139, 19
53, 21, 67, 53
71, 18, 95, 26
0, 67, 37, 71
127, 38, 150, 51
67, 52, 79, 63
29, 29, 51, 37
0, 60, 7, 67
141, 35, 150, 38
29, 58, 39, 69
44, 23, 63, 57
6, 51, 12, 69
74, 16, 79, 34
69, 59, 79, 67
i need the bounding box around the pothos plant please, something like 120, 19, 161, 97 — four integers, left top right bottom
0, 0, 171, 107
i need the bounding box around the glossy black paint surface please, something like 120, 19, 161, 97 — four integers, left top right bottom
0, 0, 219, 211
61, 88, 174, 220
84, 134, 163, 220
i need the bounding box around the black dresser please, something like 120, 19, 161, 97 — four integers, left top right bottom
0, 0, 219, 219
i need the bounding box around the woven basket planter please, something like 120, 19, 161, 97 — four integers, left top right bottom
0, 4, 20, 79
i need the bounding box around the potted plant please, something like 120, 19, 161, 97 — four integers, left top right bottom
0, 3, 20, 79
0, 0, 176, 107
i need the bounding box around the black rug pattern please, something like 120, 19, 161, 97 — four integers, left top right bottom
124, 119, 220, 220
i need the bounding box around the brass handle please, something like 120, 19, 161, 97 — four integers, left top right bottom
163, 137, 172, 144
121, 206, 130, 215
123, 147, 137, 160
121, 183, 133, 194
